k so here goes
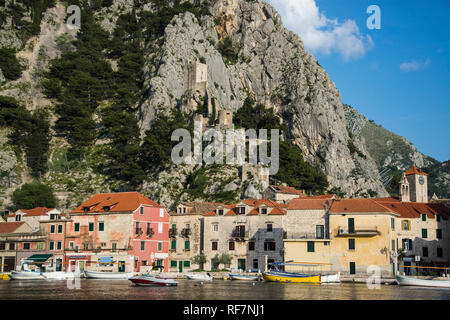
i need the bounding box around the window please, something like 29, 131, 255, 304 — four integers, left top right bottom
99, 222, 104, 231
237, 207, 245, 215
15, 215, 21, 221
307, 241, 315, 252
171, 240, 176, 250
391, 218, 395, 230
348, 218, 355, 233
50, 225, 55, 233
158, 223, 163, 234
146, 223, 151, 235
261, 208, 267, 215
23, 243, 30, 250
9, 243, 15, 250
184, 260, 190, 267
140, 241, 145, 251
437, 248, 443, 258
422, 214, 427, 221
436, 229, 442, 239
218, 209, 224, 215
89, 222, 94, 232
422, 247, 428, 257
253, 259, 258, 269
249, 241, 255, 251
57, 241, 62, 250
74, 223, 80, 232
402, 239, 413, 251
229, 241, 235, 251
348, 239, 355, 251
69, 242, 74, 249
212, 241, 218, 251
402, 220, 410, 231
135, 222, 140, 235
112, 242, 117, 251
316, 225, 324, 239
422, 229, 428, 239
0, 243, 5, 250
140, 207, 144, 215
142, 260, 147, 266
49, 241, 54, 250
37, 242, 44, 250
184, 240, 190, 251
267, 224, 273, 232
58, 225, 63, 233
213, 224, 218, 232
158, 242, 163, 251
392, 240, 395, 251
170, 260, 177, 267
160, 208, 164, 218
83, 243, 89, 250
264, 241, 276, 251
437, 215, 441, 222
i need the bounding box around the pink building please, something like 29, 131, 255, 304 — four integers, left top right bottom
65, 192, 169, 273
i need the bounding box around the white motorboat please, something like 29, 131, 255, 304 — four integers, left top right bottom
321, 272, 341, 283
396, 275, 450, 288
9, 270, 45, 280
84, 270, 134, 279
186, 273, 213, 281
42, 271, 81, 280
129, 274, 178, 286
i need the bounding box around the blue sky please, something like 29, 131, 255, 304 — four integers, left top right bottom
266, 0, 450, 162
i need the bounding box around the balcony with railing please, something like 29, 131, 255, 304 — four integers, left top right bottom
336, 226, 380, 237
169, 228, 177, 238
283, 232, 329, 240
181, 228, 191, 238
231, 230, 249, 241
146, 228, 154, 238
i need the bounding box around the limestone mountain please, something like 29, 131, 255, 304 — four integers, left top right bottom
0, 0, 446, 211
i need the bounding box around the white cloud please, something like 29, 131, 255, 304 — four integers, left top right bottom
399, 58, 430, 72
266, 0, 373, 61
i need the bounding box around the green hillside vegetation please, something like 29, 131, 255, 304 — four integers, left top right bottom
0, 48, 25, 81
12, 182, 57, 210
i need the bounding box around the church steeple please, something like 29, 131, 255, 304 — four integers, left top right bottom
402, 165, 428, 203
399, 173, 410, 202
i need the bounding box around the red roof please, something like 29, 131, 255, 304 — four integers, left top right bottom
0, 222, 25, 234
203, 199, 286, 216
269, 185, 307, 197
288, 198, 331, 210
71, 192, 161, 214
330, 199, 393, 213
20, 207, 54, 217
306, 194, 336, 199
372, 200, 449, 220
405, 166, 427, 176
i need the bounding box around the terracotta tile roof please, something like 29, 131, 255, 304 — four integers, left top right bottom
374, 201, 417, 218
203, 199, 286, 216
20, 207, 54, 217
372, 200, 449, 220
427, 203, 450, 219
172, 202, 223, 216
0, 222, 25, 234
269, 185, 307, 197
372, 197, 401, 203
329, 199, 393, 214
306, 194, 336, 199
405, 166, 427, 176
287, 198, 332, 210
71, 192, 161, 214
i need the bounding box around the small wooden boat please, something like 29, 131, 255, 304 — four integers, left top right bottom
321, 272, 341, 283
229, 274, 260, 281
396, 275, 450, 288
262, 271, 321, 283
84, 270, 134, 279
9, 271, 45, 280
129, 275, 178, 287
186, 273, 213, 281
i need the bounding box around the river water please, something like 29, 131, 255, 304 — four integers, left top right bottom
1, 279, 449, 300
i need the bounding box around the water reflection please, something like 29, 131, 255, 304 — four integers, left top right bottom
0, 279, 449, 300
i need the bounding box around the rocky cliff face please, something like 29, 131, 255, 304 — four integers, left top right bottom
2, 0, 448, 210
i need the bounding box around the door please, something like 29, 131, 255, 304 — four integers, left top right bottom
238, 259, 246, 271
348, 218, 355, 234
178, 261, 183, 273
56, 259, 62, 272
4, 257, 15, 272
70, 260, 76, 272
118, 261, 126, 273
78, 261, 85, 272
349, 262, 356, 275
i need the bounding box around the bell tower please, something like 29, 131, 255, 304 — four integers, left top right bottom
399, 173, 410, 202
404, 166, 428, 203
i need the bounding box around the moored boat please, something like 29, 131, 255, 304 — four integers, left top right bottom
42, 271, 81, 280
9, 270, 45, 280
229, 274, 260, 281
129, 274, 178, 286
186, 273, 213, 281
396, 275, 450, 288
262, 271, 321, 283
84, 270, 134, 279
321, 272, 341, 283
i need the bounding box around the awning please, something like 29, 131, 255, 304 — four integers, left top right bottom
99, 256, 114, 264
24, 254, 52, 263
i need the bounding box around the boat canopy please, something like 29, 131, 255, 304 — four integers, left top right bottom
24, 254, 52, 263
